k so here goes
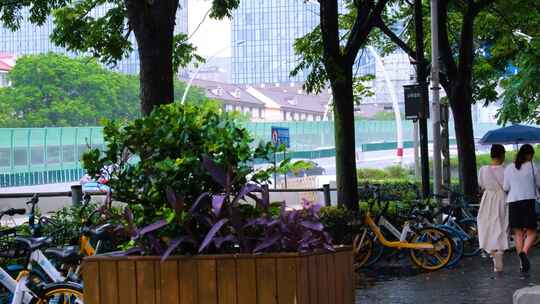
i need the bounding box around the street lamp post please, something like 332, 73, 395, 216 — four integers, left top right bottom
180, 40, 246, 105
431, 0, 443, 199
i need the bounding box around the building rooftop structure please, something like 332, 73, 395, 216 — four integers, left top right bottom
191, 79, 264, 107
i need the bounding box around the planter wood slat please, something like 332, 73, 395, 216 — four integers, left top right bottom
160, 261, 180, 304
99, 261, 118, 304
295, 257, 309, 304
84, 261, 100, 304
217, 259, 237, 304
256, 258, 277, 304
317, 254, 329, 304
236, 259, 257, 304
276, 258, 296, 303
334, 253, 345, 304
327, 254, 337, 302
198, 260, 218, 304
117, 261, 136, 304
180, 260, 198, 304
307, 255, 318, 304
83, 247, 353, 304
136, 261, 156, 304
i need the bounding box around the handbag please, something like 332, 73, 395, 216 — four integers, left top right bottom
530, 162, 540, 215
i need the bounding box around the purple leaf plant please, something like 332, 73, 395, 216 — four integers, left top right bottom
117, 155, 333, 260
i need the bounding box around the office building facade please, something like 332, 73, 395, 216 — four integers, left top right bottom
231, 0, 322, 84
0, 2, 188, 75
230, 1, 416, 109
231, 1, 380, 84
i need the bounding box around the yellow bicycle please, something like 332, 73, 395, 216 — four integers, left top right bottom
353, 186, 454, 271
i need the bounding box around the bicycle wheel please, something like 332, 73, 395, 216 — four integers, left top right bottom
353, 229, 374, 269
408, 227, 453, 271
458, 218, 480, 257
364, 231, 385, 267
30, 283, 83, 304
438, 225, 464, 268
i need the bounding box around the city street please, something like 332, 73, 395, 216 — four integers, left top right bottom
356, 252, 540, 304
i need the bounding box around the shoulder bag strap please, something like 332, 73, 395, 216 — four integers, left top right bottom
531, 162, 539, 198
487, 166, 504, 191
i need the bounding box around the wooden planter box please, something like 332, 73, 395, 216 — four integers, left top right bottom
83, 246, 353, 304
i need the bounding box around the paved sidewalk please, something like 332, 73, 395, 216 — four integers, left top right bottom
356, 251, 540, 304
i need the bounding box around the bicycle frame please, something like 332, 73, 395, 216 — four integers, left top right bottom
31, 249, 65, 283
364, 213, 434, 250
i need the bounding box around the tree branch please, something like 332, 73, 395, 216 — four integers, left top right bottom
438, 0, 458, 81
344, 0, 389, 64
472, 0, 495, 13
456, 5, 477, 81
375, 18, 416, 61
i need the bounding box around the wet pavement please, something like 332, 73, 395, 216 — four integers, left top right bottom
356, 250, 540, 304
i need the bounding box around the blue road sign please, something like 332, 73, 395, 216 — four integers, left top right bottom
271, 126, 290, 148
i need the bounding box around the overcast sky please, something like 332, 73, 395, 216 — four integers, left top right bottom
188, 0, 231, 57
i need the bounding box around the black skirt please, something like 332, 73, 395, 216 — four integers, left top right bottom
508, 199, 538, 229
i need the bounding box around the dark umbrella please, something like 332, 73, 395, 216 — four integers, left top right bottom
479, 124, 540, 145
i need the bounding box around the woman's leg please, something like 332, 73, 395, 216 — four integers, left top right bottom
523, 228, 536, 254
514, 228, 525, 253
492, 250, 504, 272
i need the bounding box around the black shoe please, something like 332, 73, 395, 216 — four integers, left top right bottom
519, 252, 530, 273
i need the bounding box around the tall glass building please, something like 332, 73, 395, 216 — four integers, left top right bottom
231, 0, 320, 84
231, 0, 376, 85
0, 1, 188, 75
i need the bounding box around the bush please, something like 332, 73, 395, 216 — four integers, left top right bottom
357, 165, 413, 181
83, 102, 274, 215
320, 206, 356, 245
83, 102, 331, 257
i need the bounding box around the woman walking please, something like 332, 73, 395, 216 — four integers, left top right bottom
504, 144, 540, 273
478, 144, 508, 272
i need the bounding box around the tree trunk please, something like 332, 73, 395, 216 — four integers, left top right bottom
331, 65, 359, 212
126, 0, 178, 116
449, 86, 478, 202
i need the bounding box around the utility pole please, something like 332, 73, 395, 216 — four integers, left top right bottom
430, 0, 442, 198
413, 121, 421, 179
414, 0, 431, 198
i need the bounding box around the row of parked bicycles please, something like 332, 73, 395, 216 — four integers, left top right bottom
0, 194, 122, 304
353, 184, 480, 271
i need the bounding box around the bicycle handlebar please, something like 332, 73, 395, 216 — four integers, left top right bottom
26, 194, 39, 206
0, 208, 26, 220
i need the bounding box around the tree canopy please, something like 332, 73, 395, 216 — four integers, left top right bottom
0, 53, 206, 127
0, 0, 238, 115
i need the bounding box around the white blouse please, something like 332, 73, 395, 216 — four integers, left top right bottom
503, 161, 540, 203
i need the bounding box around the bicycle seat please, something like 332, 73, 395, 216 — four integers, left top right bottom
84, 223, 114, 241
15, 236, 51, 250
45, 246, 81, 264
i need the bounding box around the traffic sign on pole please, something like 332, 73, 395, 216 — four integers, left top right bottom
271, 127, 290, 148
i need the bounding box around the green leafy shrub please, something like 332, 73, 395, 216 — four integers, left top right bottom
357, 165, 413, 181
320, 206, 356, 245
357, 168, 389, 180
83, 102, 274, 217
41, 202, 123, 247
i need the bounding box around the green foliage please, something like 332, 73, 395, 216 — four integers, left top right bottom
0, 53, 206, 127
41, 201, 123, 246
0, 0, 236, 72
357, 165, 413, 181
82, 102, 274, 216
320, 206, 356, 245
498, 40, 540, 124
